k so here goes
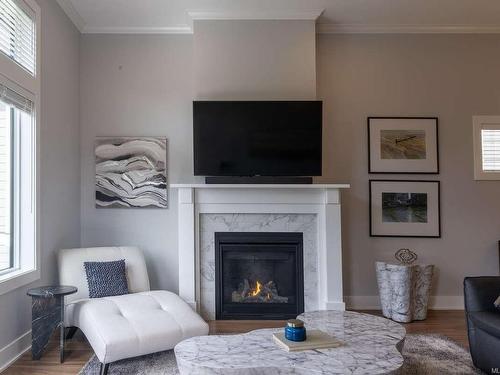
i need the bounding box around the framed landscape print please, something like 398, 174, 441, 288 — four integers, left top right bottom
368, 117, 439, 173
95, 137, 168, 208
369, 180, 440, 237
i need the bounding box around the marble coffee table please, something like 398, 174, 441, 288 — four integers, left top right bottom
174, 310, 406, 374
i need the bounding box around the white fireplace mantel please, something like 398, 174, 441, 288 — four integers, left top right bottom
171, 183, 350, 314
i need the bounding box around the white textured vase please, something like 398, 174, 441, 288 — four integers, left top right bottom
376, 262, 434, 323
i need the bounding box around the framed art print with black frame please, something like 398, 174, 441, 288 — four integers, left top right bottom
369, 180, 441, 238
368, 117, 439, 174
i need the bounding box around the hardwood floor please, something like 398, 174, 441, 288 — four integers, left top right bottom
360, 310, 469, 347
3, 310, 468, 375
3, 330, 92, 375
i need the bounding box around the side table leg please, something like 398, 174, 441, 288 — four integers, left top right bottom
60, 301, 65, 363
31, 296, 63, 360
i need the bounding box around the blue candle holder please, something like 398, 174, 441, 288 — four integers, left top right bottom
285, 319, 306, 342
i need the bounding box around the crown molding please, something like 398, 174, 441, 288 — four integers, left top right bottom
56, 0, 85, 32
317, 23, 500, 34
89, 23, 500, 35
188, 9, 324, 21
82, 26, 193, 34
56, 0, 193, 34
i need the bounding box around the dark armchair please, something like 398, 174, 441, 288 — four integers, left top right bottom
464, 276, 500, 374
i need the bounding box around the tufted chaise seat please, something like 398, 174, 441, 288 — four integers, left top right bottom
58, 247, 209, 375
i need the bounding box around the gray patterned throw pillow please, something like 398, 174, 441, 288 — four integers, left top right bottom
495, 296, 500, 310
84, 259, 129, 298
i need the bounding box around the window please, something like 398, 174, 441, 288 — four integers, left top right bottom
0, 0, 38, 294
0, 0, 36, 75
0, 82, 34, 278
473, 116, 500, 180
0, 102, 13, 271
0, 83, 34, 276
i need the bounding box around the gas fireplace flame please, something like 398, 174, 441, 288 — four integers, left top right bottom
232, 279, 288, 304
248, 281, 262, 297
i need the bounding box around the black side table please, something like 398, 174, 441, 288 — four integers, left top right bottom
27, 285, 77, 362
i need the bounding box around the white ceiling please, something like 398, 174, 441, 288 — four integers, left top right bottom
56, 0, 500, 34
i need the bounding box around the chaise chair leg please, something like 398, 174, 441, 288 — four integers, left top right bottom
65, 327, 78, 340
100, 363, 109, 375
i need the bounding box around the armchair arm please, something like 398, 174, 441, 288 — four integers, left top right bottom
464, 276, 500, 313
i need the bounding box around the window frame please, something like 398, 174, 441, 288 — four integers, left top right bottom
0, 0, 39, 295
473, 116, 500, 181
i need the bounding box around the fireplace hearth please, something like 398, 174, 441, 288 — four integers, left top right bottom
215, 232, 304, 320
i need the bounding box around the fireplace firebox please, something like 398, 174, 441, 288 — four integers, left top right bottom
215, 232, 304, 320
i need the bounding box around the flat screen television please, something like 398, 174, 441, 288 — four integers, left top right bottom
193, 101, 322, 177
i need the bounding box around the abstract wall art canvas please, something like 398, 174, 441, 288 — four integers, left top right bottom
370, 180, 440, 237
95, 137, 167, 208
368, 117, 439, 173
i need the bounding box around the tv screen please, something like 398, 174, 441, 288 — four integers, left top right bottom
193, 101, 322, 177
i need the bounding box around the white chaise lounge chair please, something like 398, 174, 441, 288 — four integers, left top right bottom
58, 246, 209, 375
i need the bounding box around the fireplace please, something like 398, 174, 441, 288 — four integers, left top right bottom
215, 232, 304, 320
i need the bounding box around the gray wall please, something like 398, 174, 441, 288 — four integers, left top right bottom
317, 34, 500, 302
79, 35, 195, 291
78, 33, 500, 307
3, 6, 499, 363
0, 0, 80, 349
79, 21, 318, 293
194, 20, 316, 99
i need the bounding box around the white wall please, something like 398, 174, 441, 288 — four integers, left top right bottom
0, 0, 80, 355
79, 35, 195, 291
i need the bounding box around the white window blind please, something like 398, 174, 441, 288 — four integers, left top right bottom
0, 82, 32, 113
473, 116, 500, 180
0, 0, 35, 75
481, 129, 500, 171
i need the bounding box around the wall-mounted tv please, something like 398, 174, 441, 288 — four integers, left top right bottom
193, 101, 322, 177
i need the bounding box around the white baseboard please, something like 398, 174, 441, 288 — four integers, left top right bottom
345, 296, 381, 310
324, 301, 346, 310
345, 296, 464, 310
428, 296, 464, 310
0, 331, 31, 373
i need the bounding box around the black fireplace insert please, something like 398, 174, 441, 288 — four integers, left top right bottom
215, 232, 304, 320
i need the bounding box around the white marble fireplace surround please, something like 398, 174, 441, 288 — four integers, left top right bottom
199, 213, 317, 320
171, 184, 350, 319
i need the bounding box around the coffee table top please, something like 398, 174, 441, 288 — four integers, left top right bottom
175, 310, 406, 374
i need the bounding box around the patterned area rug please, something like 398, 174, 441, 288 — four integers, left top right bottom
79, 334, 480, 375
